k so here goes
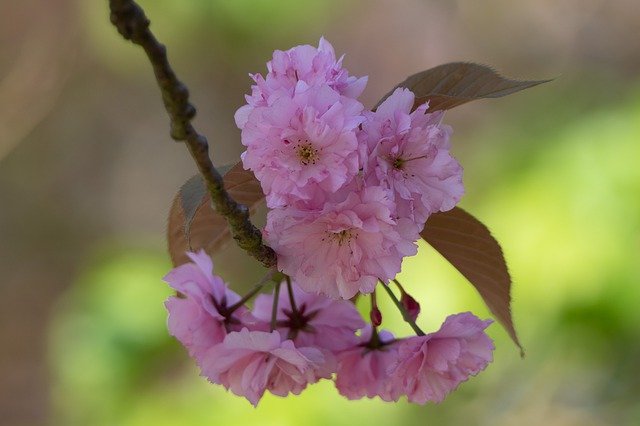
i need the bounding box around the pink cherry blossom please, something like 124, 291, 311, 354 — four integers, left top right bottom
335, 327, 403, 401
361, 87, 464, 224
252, 279, 365, 351
389, 312, 494, 404
235, 37, 367, 129
164, 297, 225, 365
264, 186, 418, 299
240, 83, 364, 208
163, 251, 254, 363
200, 328, 329, 406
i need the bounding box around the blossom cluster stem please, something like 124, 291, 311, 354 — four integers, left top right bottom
380, 281, 425, 336
108, 0, 276, 268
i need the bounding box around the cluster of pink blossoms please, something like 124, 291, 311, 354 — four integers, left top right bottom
165, 251, 494, 406
165, 39, 495, 406
236, 38, 463, 299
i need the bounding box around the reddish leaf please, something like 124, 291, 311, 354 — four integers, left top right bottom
375, 62, 550, 112
421, 207, 523, 354
167, 162, 266, 266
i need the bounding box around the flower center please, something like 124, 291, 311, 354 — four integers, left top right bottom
392, 156, 405, 170
278, 303, 319, 340
296, 141, 319, 166
329, 229, 354, 246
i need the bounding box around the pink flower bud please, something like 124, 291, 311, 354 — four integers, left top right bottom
370, 306, 383, 326
401, 292, 421, 322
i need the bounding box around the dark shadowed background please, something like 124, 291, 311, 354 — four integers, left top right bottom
1, 1, 639, 425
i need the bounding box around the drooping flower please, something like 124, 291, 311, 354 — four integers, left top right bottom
200, 328, 329, 406
240, 83, 364, 208
252, 279, 365, 351
361, 87, 464, 224
264, 186, 418, 299
235, 37, 368, 129
335, 327, 403, 401
163, 251, 254, 364
389, 312, 494, 404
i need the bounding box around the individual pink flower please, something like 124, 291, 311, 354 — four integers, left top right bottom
200, 328, 329, 406
163, 251, 254, 364
240, 83, 364, 208
264, 186, 418, 299
361, 87, 464, 224
235, 37, 367, 129
335, 327, 403, 401
252, 279, 365, 351
389, 312, 494, 404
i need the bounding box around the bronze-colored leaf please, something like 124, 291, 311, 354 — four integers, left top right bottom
421, 207, 523, 354
375, 62, 550, 112
178, 163, 237, 240
167, 162, 266, 266
178, 175, 207, 240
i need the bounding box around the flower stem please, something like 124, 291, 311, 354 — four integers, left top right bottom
367, 293, 382, 349
368, 326, 382, 349
270, 280, 282, 332
392, 278, 406, 294
380, 280, 425, 336
370, 291, 382, 326
285, 275, 299, 316
227, 271, 275, 314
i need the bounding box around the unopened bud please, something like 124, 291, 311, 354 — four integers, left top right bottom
370, 306, 383, 327
401, 292, 420, 322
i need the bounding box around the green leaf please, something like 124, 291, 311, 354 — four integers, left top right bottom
375, 62, 551, 112
421, 207, 523, 354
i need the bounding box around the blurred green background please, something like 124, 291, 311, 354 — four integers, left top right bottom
1, 1, 639, 425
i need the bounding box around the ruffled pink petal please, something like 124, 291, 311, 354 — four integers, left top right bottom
201, 329, 328, 406
389, 312, 494, 404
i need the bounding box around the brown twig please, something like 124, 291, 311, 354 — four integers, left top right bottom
108, 0, 276, 267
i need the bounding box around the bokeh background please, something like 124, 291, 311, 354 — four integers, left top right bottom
2, 0, 639, 425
